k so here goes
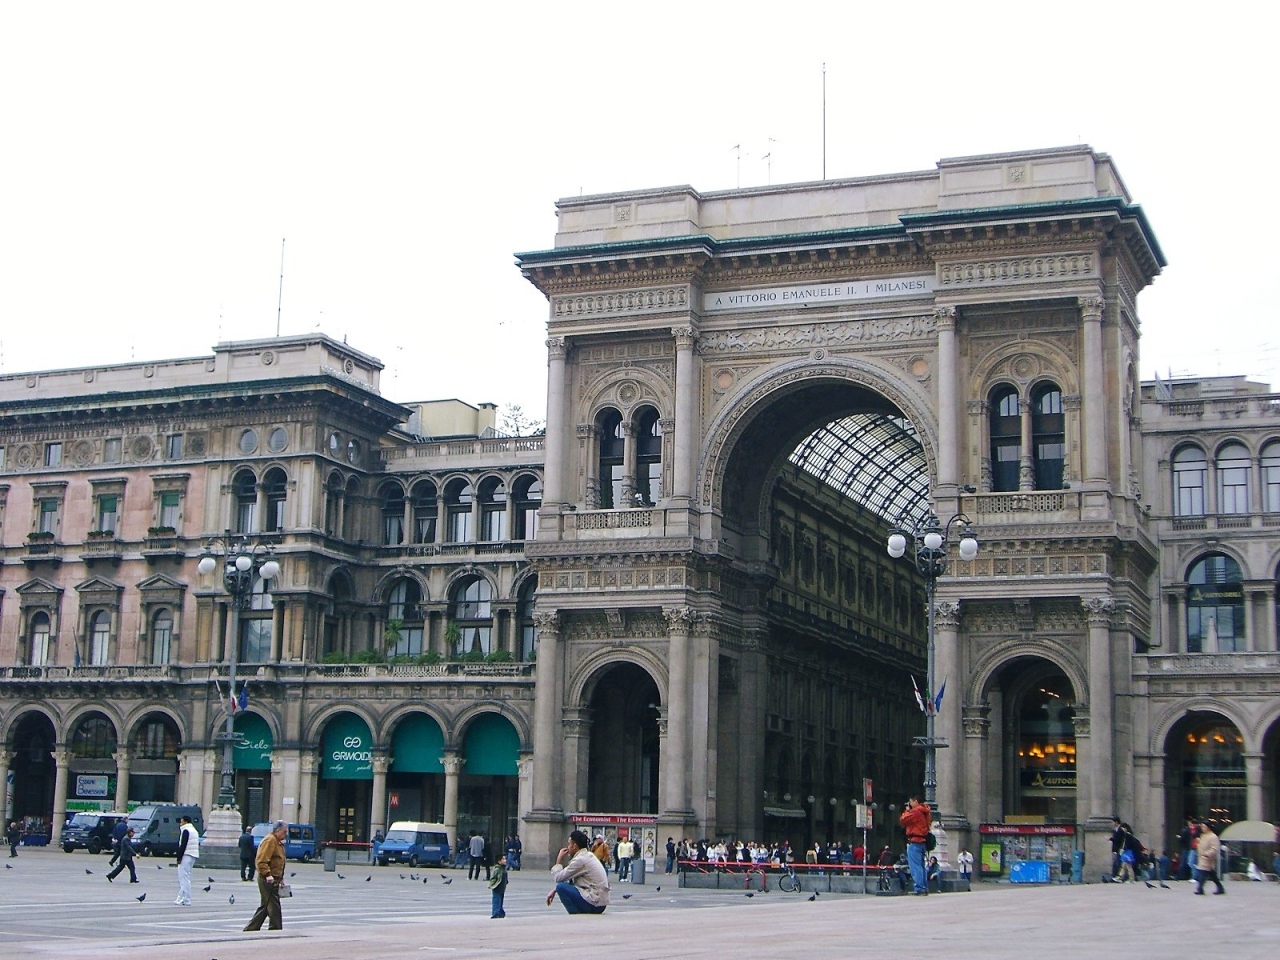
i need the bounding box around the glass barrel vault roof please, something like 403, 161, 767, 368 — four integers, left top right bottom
788, 414, 929, 524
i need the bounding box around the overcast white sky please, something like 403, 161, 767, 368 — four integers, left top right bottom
2, 3, 1276, 419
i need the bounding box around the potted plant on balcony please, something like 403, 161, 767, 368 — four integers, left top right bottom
27, 530, 56, 542
147, 526, 177, 538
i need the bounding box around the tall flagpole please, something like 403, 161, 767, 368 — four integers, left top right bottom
275, 238, 286, 337
822, 63, 827, 181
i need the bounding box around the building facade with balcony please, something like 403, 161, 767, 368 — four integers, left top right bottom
0, 335, 542, 849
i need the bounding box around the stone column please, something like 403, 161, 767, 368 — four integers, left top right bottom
1083, 596, 1116, 823
516, 752, 534, 829
562, 708, 593, 814
113, 750, 131, 813
442, 753, 463, 852
1243, 584, 1260, 652
297, 752, 319, 826
661, 607, 695, 818
689, 616, 719, 836
1245, 752, 1265, 821
1164, 590, 1183, 652
935, 306, 959, 492
529, 612, 561, 812
1080, 297, 1108, 484
671, 327, 697, 504
542, 338, 569, 508
50, 747, 71, 845
933, 600, 966, 827
961, 706, 990, 831
370, 753, 390, 840
1018, 394, 1035, 490
401, 496, 412, 545
0, 752, 10, 823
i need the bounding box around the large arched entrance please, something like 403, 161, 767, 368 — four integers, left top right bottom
1163, 711, 1245, 833
458, 713, 521, 844
585, 662, 661, 814
8, 711, 56, 837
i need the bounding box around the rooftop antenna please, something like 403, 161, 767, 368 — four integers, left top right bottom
822, 63, 827, 181
763, 137, 777, 185
731, 144, 743, 188
275, 238, 286, 337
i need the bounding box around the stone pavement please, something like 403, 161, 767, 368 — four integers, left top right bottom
4, 845, 1276, 960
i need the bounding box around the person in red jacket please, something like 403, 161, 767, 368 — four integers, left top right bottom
898, 796, 932, 895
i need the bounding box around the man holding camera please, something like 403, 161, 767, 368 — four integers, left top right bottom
898, 796, 932, 895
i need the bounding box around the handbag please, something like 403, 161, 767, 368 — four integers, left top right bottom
278, 882, 293, 898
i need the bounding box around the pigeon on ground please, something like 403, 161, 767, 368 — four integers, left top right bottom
290, 872, 296, 878
813, 891, 820, 897
400, 874, 406, 880
157, 865, 163, 870
808, 893, 817, 901
85, 869, 93, 875
366, 876, 372, 882
135, 893, 146, 901
745, 891, 755, 898
1144, 881, 1155, 889
654, 886, 660, 892
229, 895, 235, 905
1159, 881, 1171, 889
423, 878, 428, 884
443, 878, 453, 885
4, 864, 11, 869
622, 893, 632, 899
337, 873, 345, 879
203, 884, 212, 892
440, 873, 448, 879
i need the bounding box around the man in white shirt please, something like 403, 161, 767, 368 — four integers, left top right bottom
546, 830, 610, 914
174, 815, 199, 906
617, 837, 634, 881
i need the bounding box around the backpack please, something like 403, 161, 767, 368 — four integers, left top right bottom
925, 831, 937, 852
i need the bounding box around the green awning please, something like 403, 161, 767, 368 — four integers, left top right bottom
321, 713, 374, 780
462, 714, 519, 776
390, 713, 444, 773
233, 712, 273, 770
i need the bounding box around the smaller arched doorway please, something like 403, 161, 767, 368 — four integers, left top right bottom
1164, 711, 1245, 835
129, 713, 181, 804
387, 713, 445, 824
458, 713, 521, 845
585, 663, 661, 815
8, 712, 56, 836
316, 713, 374, 844
67, 712, 118, 814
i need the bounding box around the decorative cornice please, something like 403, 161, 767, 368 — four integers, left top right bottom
695, 315, 937, 356
552, 286, 689, 321
938, 252, 1097, 290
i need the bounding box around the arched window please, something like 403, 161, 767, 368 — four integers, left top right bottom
239, 575, 274, 663
89, 611, 111, 666
386, 579, 424, 658
988, 386, 1021, 492
71, 715, 116, 759
597, 409, 624, 508
1186, 553, 1244, 653
513, 475, 541, 540
445, 479, 473, 543
380, 481, 406, 545
151, 608, 173, 665
478, 477, 507, 541
411, 480, 438, 544
133, 718, 179, 759
516, 577, 537, 660
635, 407, 663, 505
263, 468, 288, 532
1173, 446, 1207, 517
1031, 383, 1065, 490
233, 471, 258, 533
28, 612, 51, 666
1216, 442, 1250, 515
451, 577, 492, 657
1263, 441, 1280, 513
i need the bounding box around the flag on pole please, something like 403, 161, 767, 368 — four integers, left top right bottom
933, 678, 947, 715
911, 675, 926, 714
237, 683, 249, 713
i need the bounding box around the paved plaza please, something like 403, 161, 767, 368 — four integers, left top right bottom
1, 846, 1275, 960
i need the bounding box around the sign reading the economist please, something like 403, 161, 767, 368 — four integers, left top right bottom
322, 715, 374, 780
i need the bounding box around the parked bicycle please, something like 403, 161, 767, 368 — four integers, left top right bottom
777, 864, 802, 893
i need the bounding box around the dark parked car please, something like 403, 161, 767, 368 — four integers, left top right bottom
61, 812, 129, 854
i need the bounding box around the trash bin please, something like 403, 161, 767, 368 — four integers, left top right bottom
323, 845, 338, 872
630, 858, 645, 885
1071, 850, 1084, 884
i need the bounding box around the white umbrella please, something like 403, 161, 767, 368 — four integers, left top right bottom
1220, 820, 1276, 843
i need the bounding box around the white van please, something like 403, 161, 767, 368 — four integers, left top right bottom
376, 821, 451, 867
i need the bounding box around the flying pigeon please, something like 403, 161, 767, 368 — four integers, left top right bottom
85, 869, 93, 875
135, 893, 146, 901
229, 894, 235, 905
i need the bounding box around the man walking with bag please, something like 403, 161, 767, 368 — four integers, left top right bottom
244, 820, 288, 931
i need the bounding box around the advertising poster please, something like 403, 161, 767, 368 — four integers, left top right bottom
642, 827, 656, 866
981, 841, 1003, 875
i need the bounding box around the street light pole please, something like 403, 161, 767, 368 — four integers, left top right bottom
197, 536, 280, 811
886, 513, 978, 814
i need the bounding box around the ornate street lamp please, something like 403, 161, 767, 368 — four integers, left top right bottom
198, 536, 280, 809
886, 513, 978, 813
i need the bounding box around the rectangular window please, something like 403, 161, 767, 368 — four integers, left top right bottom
159, 491, 181, 529
103, 438, 122, 464
38, 498, 59, 534
166, 434, 183, 459
45, 442, 62, 467
1219, 468, 1249, 515
1176, 473, 1205, 517
239, 618, 273, 663
481, 508, 506, 542
415, 516, 437, 544
448, 509, 472, 543
0, 446, 6, 470
383, 515, 404, 545
388, 626, 424, 658
98, 495, 119, 534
